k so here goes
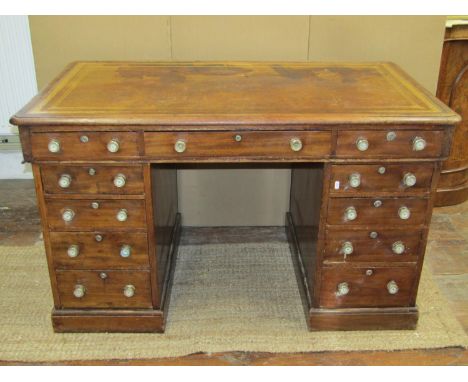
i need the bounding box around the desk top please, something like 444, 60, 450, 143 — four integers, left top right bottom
11, 61, 459, 127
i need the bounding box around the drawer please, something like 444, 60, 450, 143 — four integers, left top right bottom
31, 131, 140, 160
41, 164, 144, 195
327, 197, 428, 226
45, 199, 147, 231
144, 131, 332, 159
323, 228, 423, 263
319, 265, 417, 308
50, 232, 150, 269
335, 130, 445, 158
56, 270, 152, 309
329, 164, 434, 195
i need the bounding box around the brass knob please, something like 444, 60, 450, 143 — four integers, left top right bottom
290, 138, 303, 152
336, 282, 350, 296
120, 244, 132, 258
356, 137, 369, 151
369, 231, 378, 239
73, 284, 86, 298
386, 131, 397, 141
373, 200, 382, 208
348, 173, 361, 188
67, 244, 80, 258
91, 202, 99, 209
88, 168, 96, 176
392, 241, 405, 255
341, 241, 354, 256
95, 234, 103, 242
48, 139, 61, 153
378, 166, 386, 174
174, 139, 186, 153
113, 173, 127, 188
344, 206, 357, 221
234, 134, 242, 142
62, 208, 75, 222
80, 135, 89, 143
123, 284, 135, 298
387, 280, 399, 295
412, 136, 426, 151
403, 172, 417, 187
99, 272, 108, 280
107, 138, 120, 153
58, 174, 72, 188
398, 206, 411, 220
116, 209, 128, 222
366, 269, 374, 276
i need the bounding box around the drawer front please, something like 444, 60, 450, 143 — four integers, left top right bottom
56, 270, 152, 308
45, 199, 147, 231
144, 131, 332, 159
327, 197, 428, 226
41, 164, 144, 195
335, 130, 445, 158
31, 132, 140, 160
323, 228, 422, 263
50, 232, 150, 269
319, 265, 417, 308
329, 164, 434, 195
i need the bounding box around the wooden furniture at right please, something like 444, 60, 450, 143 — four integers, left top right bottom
435, 22, 468, 206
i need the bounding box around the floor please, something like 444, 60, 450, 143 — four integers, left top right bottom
0, 179, 466, 365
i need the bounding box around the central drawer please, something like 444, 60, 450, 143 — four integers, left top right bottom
56, 270, 152, 309
45, 199, 147, 231
144, 131, 332, 159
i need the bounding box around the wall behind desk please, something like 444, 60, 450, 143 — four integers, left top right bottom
29, 16, 446, 226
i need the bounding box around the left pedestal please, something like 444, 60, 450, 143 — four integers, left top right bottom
32, 160, 179, 333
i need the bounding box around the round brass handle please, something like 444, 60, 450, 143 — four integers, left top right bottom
58, 174, 72, 188
174, 139, 187, 153
356, 137, 369, 151
234, 134, 242, 142
290, 138, 303, 152
398, 206, 411, 220
348, 173, 361, 188
107, 138, 120, 153
120, 244, 132, 258
80, 135, 89, 143
48, 139, 61, 153
116, 209, 128, 222
123, 284, 135, 298
91, 202, 99, 209
403, 172, 417, 187
99, 272, 108, 280
113, 173, 127, 188
336, 282, 350, 296
386, 131, 397, 141
67, 244, 80, 258
412, 136, 426, 151
88, 168, 96, 176
73, 284, 86, 298
341, 241, 354, 256
344, 206, 357, 221
392, 241, 405, 255
62, 208, 75, 222
387, 280, 399, 295
95, 234, 103, 242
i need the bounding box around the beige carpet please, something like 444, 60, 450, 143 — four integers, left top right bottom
0, 239, 466, 362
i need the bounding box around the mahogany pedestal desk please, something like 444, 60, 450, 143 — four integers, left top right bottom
11, 62, 460, 333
